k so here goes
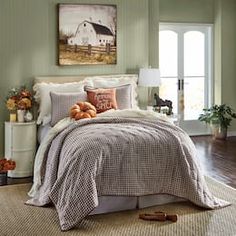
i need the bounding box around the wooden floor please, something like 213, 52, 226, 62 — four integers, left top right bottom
1, 136, 236, 189
191, 135, 236, 188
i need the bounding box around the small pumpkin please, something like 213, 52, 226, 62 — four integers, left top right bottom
0, 158, 16, 171
70, 101, 97, 120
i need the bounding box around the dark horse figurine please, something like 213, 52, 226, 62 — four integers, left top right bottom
154, 93, 173, 115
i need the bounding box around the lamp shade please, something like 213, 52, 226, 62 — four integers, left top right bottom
138, 68, 161, 87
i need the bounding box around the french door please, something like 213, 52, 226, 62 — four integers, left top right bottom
159, 23, 213, 135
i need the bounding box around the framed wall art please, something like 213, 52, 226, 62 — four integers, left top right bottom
58, 4, 117, 65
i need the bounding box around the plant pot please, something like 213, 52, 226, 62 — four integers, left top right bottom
211, 124, 227, 140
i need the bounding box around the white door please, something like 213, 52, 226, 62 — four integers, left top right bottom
159, 23, 213, 135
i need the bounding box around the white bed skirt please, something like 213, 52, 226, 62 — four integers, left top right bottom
90, 194, 185, 215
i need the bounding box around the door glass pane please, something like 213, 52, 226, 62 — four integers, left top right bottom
184, 31, 205, 76
159, 31, 177, 77
159, 77, 178, 114
184, 77, 205, 120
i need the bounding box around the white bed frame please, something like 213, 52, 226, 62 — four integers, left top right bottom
34, 75, 185, 215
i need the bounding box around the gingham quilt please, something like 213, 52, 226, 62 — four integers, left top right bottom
26, 117, 229, 231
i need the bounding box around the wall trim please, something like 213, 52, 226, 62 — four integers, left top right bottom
228, 131, 236, 137
189, 131, 236, 137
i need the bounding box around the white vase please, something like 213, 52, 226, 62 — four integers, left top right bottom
17, 110, 26, 122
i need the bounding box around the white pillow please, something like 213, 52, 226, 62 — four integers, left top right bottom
84, 75, 138, 109
33, 82, 85, 125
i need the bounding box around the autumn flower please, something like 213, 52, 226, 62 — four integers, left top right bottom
6, 98, 17, 111
17, 98, 32, 110
6, 86, 33, 111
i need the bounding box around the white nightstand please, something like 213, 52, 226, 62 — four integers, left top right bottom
4, 121, 36, 178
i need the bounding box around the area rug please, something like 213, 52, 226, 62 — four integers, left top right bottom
0, 177, 235, 236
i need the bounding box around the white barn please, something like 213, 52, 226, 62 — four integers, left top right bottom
68, 20, 115, 46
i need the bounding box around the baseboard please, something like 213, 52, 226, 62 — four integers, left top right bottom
189, 131, 236, 137
188, 132, 211, 136
188, 131, 236, 137
228, 131, 236, 137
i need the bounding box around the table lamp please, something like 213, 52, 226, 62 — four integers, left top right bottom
138, 68, 161, 110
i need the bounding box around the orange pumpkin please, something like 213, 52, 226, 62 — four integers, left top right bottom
0, 158, 16, 171
70, 102, 97, 120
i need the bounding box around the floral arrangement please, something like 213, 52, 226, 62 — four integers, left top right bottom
0, 159, 16, 172
6, 86, 33, 111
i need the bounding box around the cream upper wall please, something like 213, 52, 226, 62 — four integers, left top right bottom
0, 0, 151, 156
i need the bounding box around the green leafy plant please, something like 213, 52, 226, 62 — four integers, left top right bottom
198, 104, 236, 129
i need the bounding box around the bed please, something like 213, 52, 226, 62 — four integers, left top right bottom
26, 74, 229, 231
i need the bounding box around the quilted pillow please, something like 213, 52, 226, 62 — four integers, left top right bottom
85, 84, 132, 110
50, 91, 87, 126
33, 81, 85, 125
86, 88, 118, 113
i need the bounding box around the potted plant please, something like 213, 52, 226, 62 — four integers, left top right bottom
198, 104, 236, 139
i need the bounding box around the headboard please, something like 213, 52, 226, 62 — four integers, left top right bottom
34, 74, 138, 84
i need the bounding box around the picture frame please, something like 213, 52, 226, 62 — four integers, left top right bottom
58, 4, 117, 66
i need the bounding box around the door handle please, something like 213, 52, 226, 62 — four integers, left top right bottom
178, 80, 184, 91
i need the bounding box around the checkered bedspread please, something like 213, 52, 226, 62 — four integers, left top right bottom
26, 117, 229, 231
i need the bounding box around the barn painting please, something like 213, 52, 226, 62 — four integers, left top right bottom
58, 4, 117, 65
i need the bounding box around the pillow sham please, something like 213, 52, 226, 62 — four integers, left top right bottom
86, 88, 118, 113
50, 91, 87, 126
84, 75, 138, 108
85, 84, 132, 110
33, 82, 85, 125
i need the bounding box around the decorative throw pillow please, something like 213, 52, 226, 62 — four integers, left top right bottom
86, 88, 118, 113
50, 91, 87, 126
85, 84, 132, 110
33, 81, 85, 125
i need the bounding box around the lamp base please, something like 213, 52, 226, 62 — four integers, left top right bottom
146, 106, 154, 111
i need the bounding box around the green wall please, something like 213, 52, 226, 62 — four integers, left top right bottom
0, 0, 152, 156
220, 0, 236, 129
214, 0, 222, 105
159, 0, 215, 23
